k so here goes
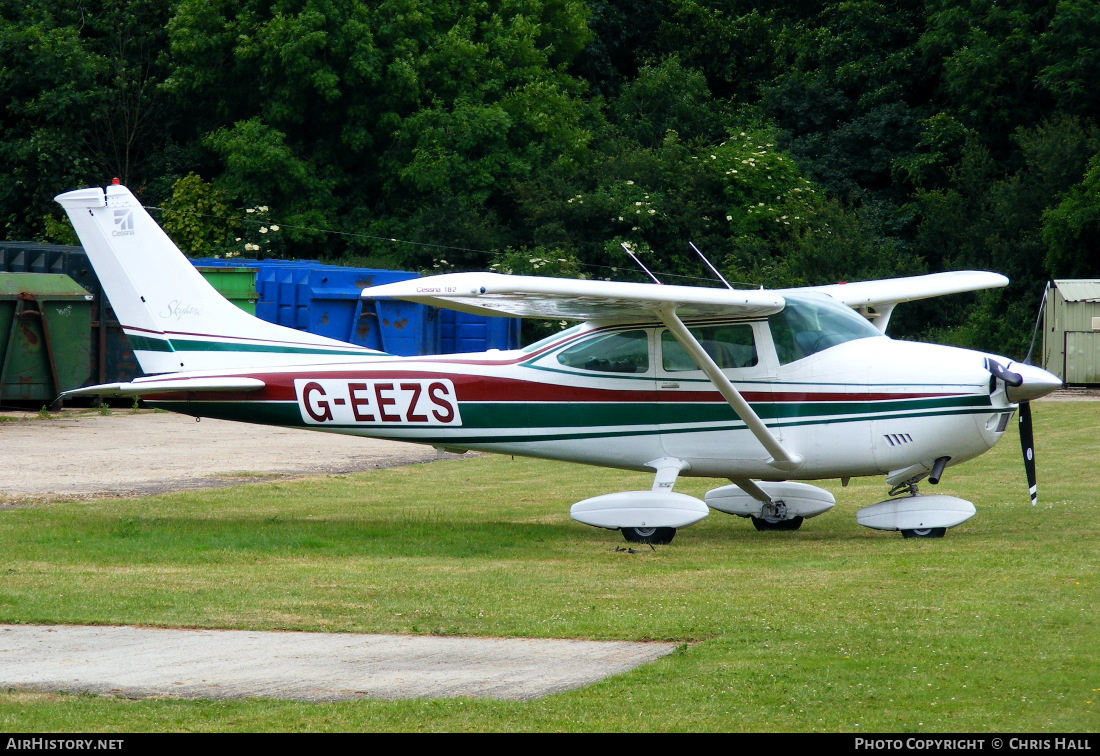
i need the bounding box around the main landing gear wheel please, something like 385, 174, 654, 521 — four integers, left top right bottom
621, 526, 676, 544
901, 527, 946, 539
751, 515, 804, 531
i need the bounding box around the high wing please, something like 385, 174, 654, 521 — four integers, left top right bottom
361, 272, 784, 321
362, 270, 1007, 327
791, 271, 1009, 332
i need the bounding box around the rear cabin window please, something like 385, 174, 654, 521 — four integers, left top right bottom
661, 324, 758, 371
768, 294, 881, 365
555, 329, 649, 373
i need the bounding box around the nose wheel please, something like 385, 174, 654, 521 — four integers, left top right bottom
621, 526, 676, 544
901, 527, 946, 539
751, 515, 804, 531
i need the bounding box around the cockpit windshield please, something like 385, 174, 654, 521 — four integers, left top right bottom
521, 323, 586, 353
768, 294, 883, 364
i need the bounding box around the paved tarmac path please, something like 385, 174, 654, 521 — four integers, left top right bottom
0, 411, 675, 702
0, 625, 676, 702
0, 410, 449, 502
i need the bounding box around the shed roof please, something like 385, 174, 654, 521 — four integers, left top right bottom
1053, 280, 1100, 303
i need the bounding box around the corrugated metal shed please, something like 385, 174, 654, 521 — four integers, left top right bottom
1042, 280, 1100, 384
1050, 280, 1100, 303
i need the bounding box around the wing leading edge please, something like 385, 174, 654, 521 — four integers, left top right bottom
363, 270, 1007, 326
791, 271, 1009, 332
361, 272, 784, 321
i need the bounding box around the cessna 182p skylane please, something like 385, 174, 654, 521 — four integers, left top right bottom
56, 182, 1062, 544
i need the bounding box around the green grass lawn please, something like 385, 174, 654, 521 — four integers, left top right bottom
0, 401, 1096, 732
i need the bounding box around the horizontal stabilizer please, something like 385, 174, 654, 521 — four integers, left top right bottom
62, 376, 266, 398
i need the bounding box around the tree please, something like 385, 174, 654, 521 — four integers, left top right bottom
1042, 153, 1100, 279
159, 0, 598, 265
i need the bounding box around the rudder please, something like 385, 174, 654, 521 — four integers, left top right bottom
56, 182, 382, 374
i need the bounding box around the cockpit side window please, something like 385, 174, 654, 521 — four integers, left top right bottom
768, 294, 882, 365
661, 324, 758, 371
555, 329, 650, 373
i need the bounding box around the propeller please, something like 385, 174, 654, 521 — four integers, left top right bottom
1018, 401, 1038, 506
984, 356, 1060, 506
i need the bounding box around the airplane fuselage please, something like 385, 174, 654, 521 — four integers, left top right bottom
144, 319, 1013, 483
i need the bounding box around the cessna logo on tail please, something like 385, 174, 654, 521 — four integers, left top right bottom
294, 378, 462, 426
112, 209, 135, 236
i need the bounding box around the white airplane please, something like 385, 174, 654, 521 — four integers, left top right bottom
56, 182, 1062, 543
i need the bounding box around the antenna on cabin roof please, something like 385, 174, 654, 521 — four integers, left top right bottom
689, 241, 733, 290
620, 242, 663, 284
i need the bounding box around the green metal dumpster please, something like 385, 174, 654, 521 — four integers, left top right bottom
0, 273, 94, 403
194, 266, 258, 315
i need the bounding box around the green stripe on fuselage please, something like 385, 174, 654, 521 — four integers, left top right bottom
655, 393, 989, 425
153, 393, 992, 439
127, 334, 375, 356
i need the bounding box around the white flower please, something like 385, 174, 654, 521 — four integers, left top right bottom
259, 227, 268, 234
626, 180, 634, 185
270, 225, 279, 232
726, 215, 733, 221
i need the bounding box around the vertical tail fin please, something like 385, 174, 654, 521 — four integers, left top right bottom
56, 183, 382, 374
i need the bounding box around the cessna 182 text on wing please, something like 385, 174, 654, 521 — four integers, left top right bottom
56, 182, 1062, 544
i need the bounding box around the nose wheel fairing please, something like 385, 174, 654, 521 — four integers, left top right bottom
856, 493, 976, 534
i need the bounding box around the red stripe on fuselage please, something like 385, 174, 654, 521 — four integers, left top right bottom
153, 368, 967, 405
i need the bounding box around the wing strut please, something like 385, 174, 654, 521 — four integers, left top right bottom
658, 308, 803, 472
